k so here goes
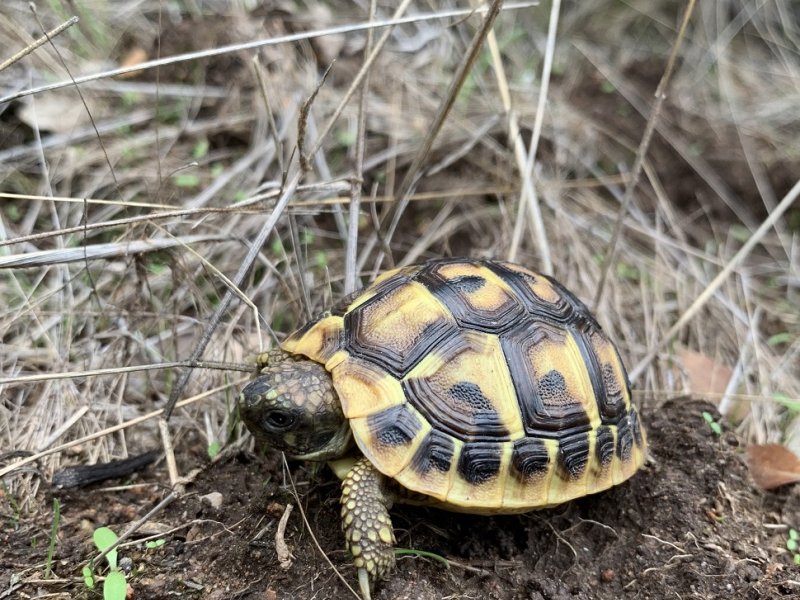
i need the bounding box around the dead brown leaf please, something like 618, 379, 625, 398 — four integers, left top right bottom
746, 443, 800, 490
676, 346, 733, 401
117, 46, 148, 79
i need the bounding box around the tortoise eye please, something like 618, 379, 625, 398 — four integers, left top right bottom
265, 410, 295, 430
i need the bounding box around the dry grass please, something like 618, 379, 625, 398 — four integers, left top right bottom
1, 0, 799, 521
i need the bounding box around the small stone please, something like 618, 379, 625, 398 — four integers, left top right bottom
266, 502, 284, 518
200, 492, 223, 509
600, 568, 615, 583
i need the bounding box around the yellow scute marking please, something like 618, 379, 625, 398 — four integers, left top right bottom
404, 332, 525, 440
333, 359, 404, 418
357, 281, 451, 357
437, 263, 518, 314
502, 262, 561, 305
501, 438, 557, 510
590, 332, 631, 407
527, 332, 600, 427
350, 408, 430, 478
281, 315, 342, 363
446, 443, 512, 509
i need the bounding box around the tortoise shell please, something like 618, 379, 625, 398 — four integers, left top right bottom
281, 257, 646, 512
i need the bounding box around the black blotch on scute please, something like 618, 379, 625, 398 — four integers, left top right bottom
557, 434, 590, 480
630, 409, 644, 447
511, 438, 550, 479
616, 417, 634, 462
330, 286, 366, 316
367, 404, 422, 447
449, 275, 486, 293
594, 426, 615, 467
457, 442, 502, 485
538, 370, 571, 405
448, 382, 493, 411
288, 310, 327, 341
411, 430, 455, 474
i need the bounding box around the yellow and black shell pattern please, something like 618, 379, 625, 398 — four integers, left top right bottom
282, 258, 647, 512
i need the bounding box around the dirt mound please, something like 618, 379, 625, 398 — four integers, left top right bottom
4, 399, 799, 599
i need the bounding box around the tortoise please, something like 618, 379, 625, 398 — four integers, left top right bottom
239, 257, 647, 599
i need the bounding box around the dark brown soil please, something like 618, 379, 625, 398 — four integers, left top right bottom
3, 399, 800, 600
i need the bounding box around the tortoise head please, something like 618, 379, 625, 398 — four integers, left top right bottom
239, 358, 353, 461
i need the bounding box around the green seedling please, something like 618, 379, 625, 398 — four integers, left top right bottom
92, 527, 127, 600
787, 529, 800, 565
173, 173, 200, 188
207, 441, 221, 459
768, 332, 792, 346
45, 498, 60, 578
394, 548, 451, 569
145, 539, 166, 550
702, 411, 722, 435
83, 566, 95, 589
192, 139, 210, 160
2, 482, 21, 527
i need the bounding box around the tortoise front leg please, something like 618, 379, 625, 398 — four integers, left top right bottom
341, 457, 397, 600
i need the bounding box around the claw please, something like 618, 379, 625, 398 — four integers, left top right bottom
358, 567, 372, 600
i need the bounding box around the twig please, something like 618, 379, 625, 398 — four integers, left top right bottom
593, 0, 698, 307
0, 16, 78, 73
253, 57, 284, 175
0, 361, 248, 386
0, 3, 539, 105
92, 492, 177, 568
629, 176, 800, 382
281, 455, 360, 599
29, 5, 122, 201
161, 171, 302, 421
305, 0, 415, 162
377, 0, 506, 266
345, 0, 377, 295
507, 0, 559, 273
0, 380, 240, 479
275, 504, 294, 570
298, 65, 334, 172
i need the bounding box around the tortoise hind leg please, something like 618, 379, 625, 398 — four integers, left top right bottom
341, 457, 397, 599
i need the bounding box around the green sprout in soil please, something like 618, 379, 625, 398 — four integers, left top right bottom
91, 526, 127, 600
207, 441, 221, 459
146, 539, 166, 550
702, 411, 722, 435
786, 529, 800, 565
45, 498, 60, 578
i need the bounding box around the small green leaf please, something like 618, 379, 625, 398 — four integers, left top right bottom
207, 442, 220, 459
83, 566, 95, 589
687, 141, 704, 157
104, 570, 127, 600
45, 498, 60, 578
787, 538, 797, 551
211, 163, 224, 177
615, 263, 640, 281
795, 553, 800, 565
93, 527, 119, 571
192, 139, 210, 160
729, 224, 750, 243
173, 174, 200, 188
702, 411, 715, 424
767, 333, 792, 346
600, 80, 615, 94
710, 422, 722, 435
790, 529, 799, 540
